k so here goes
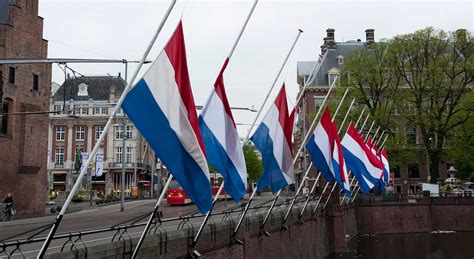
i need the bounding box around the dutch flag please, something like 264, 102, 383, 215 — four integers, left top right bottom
199, 58, 247, 201
341, 123, 384, 193
122, 22, 212, 214
306, 107, 350, 195
380, 148, 390, 184
251, 84, 295, 193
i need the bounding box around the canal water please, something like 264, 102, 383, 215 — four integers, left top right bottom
331, 231, 474, 259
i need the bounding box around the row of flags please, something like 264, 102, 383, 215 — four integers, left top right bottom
122, 21, 391, 214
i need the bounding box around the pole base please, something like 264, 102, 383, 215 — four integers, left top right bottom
190, 249, 201, 258
230, 238, 245, 246
260, 229, 271, 237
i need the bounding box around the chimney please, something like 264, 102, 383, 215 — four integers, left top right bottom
365, 29, 375, 47
326, 28, 335, 49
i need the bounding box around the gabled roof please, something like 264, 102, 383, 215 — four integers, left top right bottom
53, 76, 126, 101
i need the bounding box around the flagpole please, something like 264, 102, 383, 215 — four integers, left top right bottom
243, 29, 303, 143
230, 29, 303, 245
190, 1, 258, 256
296, 98, 357, 223
260, 80, 345, 234
37, 1, 177, 257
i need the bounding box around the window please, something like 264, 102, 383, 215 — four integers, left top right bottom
115, 147, 123, 163
328, 73, 339, 86
53, 105, 62, 112
337, 55, 344, 65
1, 99, 11, 135
8, 67, 15, 84
115, 126, 124, 140
32, 74, 39, 91
126, 125, 133, 139
81, 107, 88, 115
94, 107, 108, 115
95, 126, 104, 140
126, 146, 133, 163
55, 148, 64, 165
395, 185, 401, 193
76, 126, 85, 140
408, 164, 420, 178
405, 125, 416, 145
314, 96, 325, 111
56, 126, 65, 141
393, 165, 400, 178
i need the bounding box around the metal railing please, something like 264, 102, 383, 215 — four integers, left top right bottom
0, 194, 318, 258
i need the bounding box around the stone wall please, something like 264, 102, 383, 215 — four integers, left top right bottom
44, 204, 359, 259
356, 197, 474, 234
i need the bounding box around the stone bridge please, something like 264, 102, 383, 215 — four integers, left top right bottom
43, 196, 474, 259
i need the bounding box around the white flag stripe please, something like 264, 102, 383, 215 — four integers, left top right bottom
144, 51, 209, 177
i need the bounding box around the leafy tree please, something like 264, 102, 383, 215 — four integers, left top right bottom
243, 143, 263, 183
342, 27, 473, 183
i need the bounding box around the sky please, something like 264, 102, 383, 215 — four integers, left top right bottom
39, 0, 474, 136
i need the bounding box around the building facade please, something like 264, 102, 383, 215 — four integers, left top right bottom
295, 28, 448, 195
48, 75, 155, 199
0, 0, 51, 215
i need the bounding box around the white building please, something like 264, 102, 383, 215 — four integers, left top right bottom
47, 75, 155, 198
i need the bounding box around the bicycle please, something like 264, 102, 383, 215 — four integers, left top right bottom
2, 203, 15, 221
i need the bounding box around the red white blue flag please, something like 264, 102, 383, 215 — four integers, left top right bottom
122, 22, 212, 214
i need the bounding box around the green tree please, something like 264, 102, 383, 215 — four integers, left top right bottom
243, 143, 263, 183
343, 27, 473, 183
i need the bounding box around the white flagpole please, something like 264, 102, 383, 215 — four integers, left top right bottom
231, 29, 303, 245
295, 98, 357, 222
260, 79, 344, 233
37, 1, 177, 257
243, 29, 303, 143
190, 1, 258, 256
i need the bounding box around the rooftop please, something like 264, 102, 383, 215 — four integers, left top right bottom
53, 75, 126, 102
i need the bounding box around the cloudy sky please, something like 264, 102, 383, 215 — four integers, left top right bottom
39, 0, 473, 135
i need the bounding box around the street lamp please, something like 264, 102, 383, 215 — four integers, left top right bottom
113, 121, 128, 212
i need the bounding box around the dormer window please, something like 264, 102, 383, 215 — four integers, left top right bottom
337, 55, 344, 65
327, 67, 341, 87
77, 83, 88, 96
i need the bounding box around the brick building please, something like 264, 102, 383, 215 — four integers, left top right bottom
295, 28, 448, 195
48, 75, 155, 198
0, 0, 51, 215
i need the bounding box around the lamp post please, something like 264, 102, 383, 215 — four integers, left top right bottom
120, 123, 126, 212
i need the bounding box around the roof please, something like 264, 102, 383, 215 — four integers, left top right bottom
53, 76, 126, 101
297, 41, 368, 86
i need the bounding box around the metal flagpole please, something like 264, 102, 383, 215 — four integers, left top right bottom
190, 1, 258, 256
133, 174, 173, 258
230, 29, 303, 245
243, 29, 303, 143
296, 99, 357, 223
312, 112, 370, 215
37, 1, 177, 257
260, 80, 345, 234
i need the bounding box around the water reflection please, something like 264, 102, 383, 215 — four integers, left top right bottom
331, 232, 474, 259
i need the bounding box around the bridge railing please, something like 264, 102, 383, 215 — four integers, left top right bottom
0, 195, 312, 258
